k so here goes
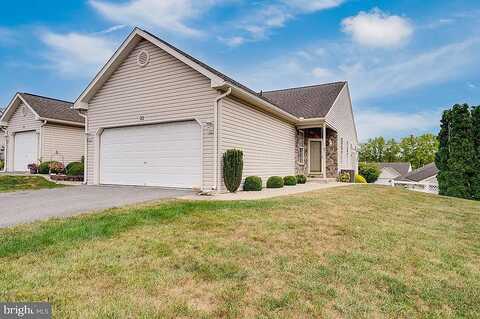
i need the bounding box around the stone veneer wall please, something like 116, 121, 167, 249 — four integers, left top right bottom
295, 128, 338, 178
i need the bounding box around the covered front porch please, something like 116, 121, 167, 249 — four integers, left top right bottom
296, 123, 338, 180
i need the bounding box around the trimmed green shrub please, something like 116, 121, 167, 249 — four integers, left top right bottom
267, 176, 284, 188
0, 160, 4, 171
66, 162, 84, 176
243, 176, 262, 191
355, 174, 367, 183
283, 176, 297, 186
358, 162, 380, 183
38, 161, 64, 174
296, 175, 307, 184
38, 161, 53, 174
223, 149, 243, 193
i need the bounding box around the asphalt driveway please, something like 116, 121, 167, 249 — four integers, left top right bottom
0, 185, 192, 228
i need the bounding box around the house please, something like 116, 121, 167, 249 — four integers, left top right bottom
0, 93, 85, 172
375, 162, 412, 185
74, 28, 358, 191
398, 162, 439, 185
0, 110, 5, 162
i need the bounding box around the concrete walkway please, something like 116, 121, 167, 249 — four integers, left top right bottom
0, 185, 192, 228
179, 182, 349, 201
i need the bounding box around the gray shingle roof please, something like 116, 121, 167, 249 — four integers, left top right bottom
20, 93, 84, 124
261, 82, 346, 119
400, 162, 438, 182
141, 28, 346, 119
377, 162, 411, 177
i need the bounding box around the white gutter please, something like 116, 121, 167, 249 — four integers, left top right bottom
39, 120, 47, 163
37, 117, 85, 127
78, 112, 88, 184
213, 87, 232, 191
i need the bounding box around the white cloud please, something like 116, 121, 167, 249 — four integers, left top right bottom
312, 67, 333, 79
342, 8, 413, 48
467, 82, 476, 89
355, 108, 441, 141
89, 0, 220, 37
218, 36, 246, 47
0, 27, 17, 46
283, 0, 344, 13
96, 24, 127, 34
41, 31, 116, 76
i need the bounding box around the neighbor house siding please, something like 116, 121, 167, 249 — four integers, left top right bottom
218, 97, 296, 191
325, 85, 358, 172
5, 103, 41, 171
41, 124, 84, 164
86, 40, 218, 189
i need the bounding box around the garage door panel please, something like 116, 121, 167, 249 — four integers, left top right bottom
100, 121, 201, 188
14, 131, 38, 172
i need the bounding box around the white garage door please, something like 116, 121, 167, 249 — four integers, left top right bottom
14, 131, 38, 172
99, 121, 201, 188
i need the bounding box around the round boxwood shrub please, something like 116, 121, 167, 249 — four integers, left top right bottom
0, 160, 4, 171
38, 161, 53, 174
243, 176, 262, 191
66, 162, 84, 176
283, 176, 297, 186
38, 161, 64, 174
355, 174, 367, 183
267, 176, 284, 188
296, 174, 307, 184
358, 162, 380, 183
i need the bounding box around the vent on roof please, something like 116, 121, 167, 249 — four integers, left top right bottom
137, 50, 150, 67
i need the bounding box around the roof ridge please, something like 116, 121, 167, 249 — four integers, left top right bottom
262, 81, 346, 94
20, 92, 73, 105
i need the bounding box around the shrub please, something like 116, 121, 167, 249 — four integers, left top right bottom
267, 176, 284, 188
49, 161, 65, 174
355, 174, 367, 183
296, 174, 307, 184
283, 176, 297, 186
66, 162, 84, 176
243, 176, 262, 191
338, 172, 350, 183
223, 149, 243, 193
0, 160, 4, 170
27, 163, 38, 174
38, 161, 53, 174
358, 162, 380, 183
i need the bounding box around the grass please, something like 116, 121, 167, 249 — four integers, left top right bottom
0, 175, 64, 193
0, 185, 479, 318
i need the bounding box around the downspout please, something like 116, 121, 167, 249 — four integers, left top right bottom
39, 120, 47, 163
213, 87, 232, 191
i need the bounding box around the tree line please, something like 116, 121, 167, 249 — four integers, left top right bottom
436, 104, 480, 200
359, 134, 438, 169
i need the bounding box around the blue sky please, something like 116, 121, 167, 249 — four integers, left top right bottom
0, 0, 479, 141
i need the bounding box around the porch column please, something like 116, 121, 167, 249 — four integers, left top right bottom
322, 123, 327, 178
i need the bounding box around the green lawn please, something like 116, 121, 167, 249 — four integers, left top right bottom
0, 185, 479, 318
0, 175, 64, 193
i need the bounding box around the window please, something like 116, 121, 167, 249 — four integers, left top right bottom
298, 131, 305, 165
340, 138, 344, 164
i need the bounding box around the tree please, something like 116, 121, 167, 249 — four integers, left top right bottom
435, 109, 451, 196
384, 138, 401, 162
359, 137, 386, 162
358, 162, 380, 183
471, 106, 480, 200
399, 135, 417, 167
413, 134, 439, 169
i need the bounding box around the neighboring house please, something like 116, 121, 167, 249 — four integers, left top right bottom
398, 162, 439, 185
0, 110, 5, 162
375, 162, 412, 185
0, 93, 85, 172
74, 27, 358, 191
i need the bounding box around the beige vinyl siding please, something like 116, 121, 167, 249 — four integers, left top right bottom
5, 103, 41, 171
218, 97, 296, 191
326, 85, 358, 171
41, 124, 84, 164
86, 40, 218, 189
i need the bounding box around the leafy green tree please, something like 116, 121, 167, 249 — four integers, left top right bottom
471, 106, 480, 200
412, 134, 439, 169
359, 137, 386, 162
358, 162, 380, 183
399, 135, 417, 167
384, 138, 401, 162
435, 109, 451, 196
445, 104, 474, 199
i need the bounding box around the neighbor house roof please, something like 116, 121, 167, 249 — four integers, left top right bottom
377, 162, 411, 177
75, 27, 348, 122
261, 82, 346, 118
0, 93, 84, 126
399, 162, 438, 182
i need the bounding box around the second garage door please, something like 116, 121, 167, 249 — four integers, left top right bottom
14, 131, 38, 172
99, 121, 201, 188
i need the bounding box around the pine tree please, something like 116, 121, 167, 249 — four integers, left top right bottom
435, 109, 451, 196
471, 105, 480, 200
446, 104, 474, 199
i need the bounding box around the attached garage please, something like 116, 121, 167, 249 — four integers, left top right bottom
99, 121, 201, 188
13, 131, 38, 171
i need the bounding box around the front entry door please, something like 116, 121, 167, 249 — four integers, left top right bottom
309, 140, 322, 174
